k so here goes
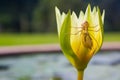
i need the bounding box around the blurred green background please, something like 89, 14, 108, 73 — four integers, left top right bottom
0, 0, 120, 46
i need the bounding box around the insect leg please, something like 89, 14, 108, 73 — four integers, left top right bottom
88, 28, 100, 32
89, 27, 101, 32
70, 29, 82, 35
88, 25, 101, 32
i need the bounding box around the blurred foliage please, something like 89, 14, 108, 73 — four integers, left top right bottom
0, 32, 119, 46
0, 33, 58, 46
0, 0, 120, 33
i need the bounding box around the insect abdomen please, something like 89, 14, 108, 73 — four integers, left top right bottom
82, 33, 93, 49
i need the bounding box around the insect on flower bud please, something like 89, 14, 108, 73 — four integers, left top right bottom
55, 4, 105, 71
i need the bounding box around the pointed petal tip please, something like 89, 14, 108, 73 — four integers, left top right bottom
55, 6, 57, 11
72, 11, 77, 17
86, 3, 92, 13
68, 9, 71, 14
97, 6, 100, 11
87, 4, 91, 9
102, 10, 105, 24
55, 6, 58, 10
102, 9, 105, 15
93, 6, 97, 13
55, 6, 60, 13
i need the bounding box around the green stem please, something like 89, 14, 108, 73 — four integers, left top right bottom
77, 71, 84, 80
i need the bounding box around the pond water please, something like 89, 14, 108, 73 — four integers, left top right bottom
0, 51, 120, 80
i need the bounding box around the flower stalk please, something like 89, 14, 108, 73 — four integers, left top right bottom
77, 71, 84, 80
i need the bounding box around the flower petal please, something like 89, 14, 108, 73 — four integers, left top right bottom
92, 6, 97, 14
102, 10, 105, 25
71, 11, 78, 27
78, 11, 84, 25
55, 7, 67, 36
93, 7, 103, 53
55, 7, 61, 35
60, 11, 81, 69
84, 4, 91, 22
